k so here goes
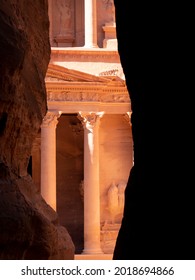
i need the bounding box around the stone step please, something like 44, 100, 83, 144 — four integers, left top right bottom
74, 254, 113, 260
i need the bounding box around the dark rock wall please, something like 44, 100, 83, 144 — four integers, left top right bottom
0, 0, 74, 259
113, 1, 195, 259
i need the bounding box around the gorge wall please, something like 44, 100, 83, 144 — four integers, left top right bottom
0, 0, 74, 259
113, 1, 195, 259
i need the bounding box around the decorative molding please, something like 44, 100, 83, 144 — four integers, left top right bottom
47, 91, 130, 103
100, 93, 130, 103
50, 51, 120, 63
99, 69, 118, 76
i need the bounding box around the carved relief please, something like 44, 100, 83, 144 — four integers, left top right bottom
102, 0, 115, 23
118, 181, 126, 213
101, 180, 127, 253
56, 0, 73, 35
107, 181, 119, 223
47, 91, 101, 102
47, 91, 129, 103
107, 181, 127, 223
100, 93, 130, 103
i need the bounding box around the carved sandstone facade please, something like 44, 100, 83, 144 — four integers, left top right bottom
31, 0, 133, 257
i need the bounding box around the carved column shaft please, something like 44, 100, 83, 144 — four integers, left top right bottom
41, 111, 61, 211
124, 112, 134, 165
84, 0, 98, 48
78, 112, 103, 254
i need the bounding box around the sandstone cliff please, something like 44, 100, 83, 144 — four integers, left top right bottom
0, 0, 74, 259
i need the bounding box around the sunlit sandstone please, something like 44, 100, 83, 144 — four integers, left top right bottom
31, 0, 133, 257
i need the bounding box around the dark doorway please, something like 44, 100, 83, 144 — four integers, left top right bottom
56, 114, 84, 253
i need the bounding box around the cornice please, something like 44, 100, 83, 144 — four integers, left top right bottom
50, 47, 120, 63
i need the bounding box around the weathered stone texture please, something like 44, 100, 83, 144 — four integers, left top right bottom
0, 0, 74, 259
113, 0, 195, 260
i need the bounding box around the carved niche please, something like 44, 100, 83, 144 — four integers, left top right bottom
53, 0, 75, 47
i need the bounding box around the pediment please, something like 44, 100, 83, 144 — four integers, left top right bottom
45, 64, 112, 83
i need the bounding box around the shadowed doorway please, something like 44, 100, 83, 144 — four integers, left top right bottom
56, 113, 84, 253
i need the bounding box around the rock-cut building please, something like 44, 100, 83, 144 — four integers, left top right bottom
29, 0, 133, 259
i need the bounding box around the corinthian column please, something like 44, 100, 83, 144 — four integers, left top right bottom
41, 111, 61, 211
84, 0, 98, 48
78, 112, 103, 254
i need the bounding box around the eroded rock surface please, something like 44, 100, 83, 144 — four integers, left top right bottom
0, 0, 74, 259
113, 0, 195, 259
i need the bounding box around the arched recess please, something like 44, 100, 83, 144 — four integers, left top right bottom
56, 113, 84, 253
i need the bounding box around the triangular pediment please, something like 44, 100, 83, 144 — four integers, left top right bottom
45, 64, 113, 83
45, 64, 130, 105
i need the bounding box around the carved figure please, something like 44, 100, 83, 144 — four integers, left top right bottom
107, 181, 119, 223
103, 0, 115, 23
118, 181, 126, 213
57, 0, 72, 35
107, 181, 127, 223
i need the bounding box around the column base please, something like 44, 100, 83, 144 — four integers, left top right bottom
82, 248, 103, 255
83, 44, 99, 48
75, 254, 112, 260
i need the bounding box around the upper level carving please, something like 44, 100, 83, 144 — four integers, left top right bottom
48, 0, 117, 48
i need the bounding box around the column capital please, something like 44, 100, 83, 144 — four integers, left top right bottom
78, 112, 104, 129
41, 111, 61, 128
123, 111, 132, 126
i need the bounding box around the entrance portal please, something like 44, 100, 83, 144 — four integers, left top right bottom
56, 114, 84, 253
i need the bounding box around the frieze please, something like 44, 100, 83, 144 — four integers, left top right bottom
47, 91, 99, 102
100, 94, 130, 103
51, 52, 119, 63
47, 91, 130, 103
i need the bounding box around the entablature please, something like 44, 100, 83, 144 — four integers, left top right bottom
46, 64, 130, 106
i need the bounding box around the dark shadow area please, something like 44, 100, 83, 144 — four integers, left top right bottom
56, 114, 84, 254
113, 0, 195, 260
